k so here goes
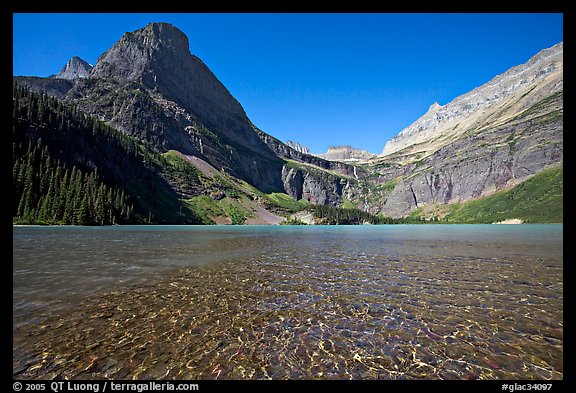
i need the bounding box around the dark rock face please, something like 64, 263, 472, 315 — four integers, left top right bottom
281, 162, 358, 206
90, 23, 254, 146
55, 56, 93, 80
15, 77, 74, 99
256, 130, 359, 178
282, 166, 305, 200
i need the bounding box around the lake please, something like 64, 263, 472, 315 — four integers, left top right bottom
13, 224, 563, 380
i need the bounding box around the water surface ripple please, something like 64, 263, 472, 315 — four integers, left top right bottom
13, 225, 563, 380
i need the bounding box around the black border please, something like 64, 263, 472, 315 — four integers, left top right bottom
4, 1, 572, 390
1, 1, 571, 13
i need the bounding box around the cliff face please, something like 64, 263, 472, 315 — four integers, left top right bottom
382, 42, 563, 160
360, 42, 564, 217
88, 23, 260, 148
281, 163, 358, 205
66, 23, 288, 192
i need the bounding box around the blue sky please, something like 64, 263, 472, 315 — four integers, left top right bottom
13, 13, 563, 154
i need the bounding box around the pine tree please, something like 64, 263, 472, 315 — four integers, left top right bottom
76, 193, 89, 226
57, 169, 70, 223
95, 184, 106, 225
19, 149, 36, 219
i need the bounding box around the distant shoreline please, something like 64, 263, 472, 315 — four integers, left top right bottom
13, 222, 563, 227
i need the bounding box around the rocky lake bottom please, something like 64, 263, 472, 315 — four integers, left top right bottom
13, 225, 563, 380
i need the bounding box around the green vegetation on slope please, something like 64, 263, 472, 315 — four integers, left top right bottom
13, 83, 562, 226
341, 200, 357, 209
160, 150, 205, 194
267, 192, 309, 212
13, 83, 203, 224
158, 150, 311, 224
515, 91, 563, 122
443, 166, 563, 223
183, 189, 308, 225
184, 195, 248, 225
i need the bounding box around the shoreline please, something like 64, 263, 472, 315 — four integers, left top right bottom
12, 222, 564, 227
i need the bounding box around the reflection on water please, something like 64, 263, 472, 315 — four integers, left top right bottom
13, 225, 563, 379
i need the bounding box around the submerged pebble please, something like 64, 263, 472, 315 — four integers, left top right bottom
13, 227, 563, 380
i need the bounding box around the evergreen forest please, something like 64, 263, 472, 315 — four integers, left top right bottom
13, 83, 203, 225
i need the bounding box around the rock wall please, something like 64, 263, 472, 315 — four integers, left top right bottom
281, 164, 358, 206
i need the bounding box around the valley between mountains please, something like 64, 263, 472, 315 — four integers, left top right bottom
13, 22, 563, 225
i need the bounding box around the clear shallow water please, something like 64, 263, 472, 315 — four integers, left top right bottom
13, 225, 563, 380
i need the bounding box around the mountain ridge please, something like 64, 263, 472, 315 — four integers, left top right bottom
381, 42, 563, 159
317, 145, 376, 162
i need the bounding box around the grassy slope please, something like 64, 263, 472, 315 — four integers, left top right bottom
267, 193, 309, 211
442, 166, 563, 223
160, 151, 308, 224
185, 195, 249, 225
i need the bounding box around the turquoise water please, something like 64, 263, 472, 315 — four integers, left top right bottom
13, 225, 563, 379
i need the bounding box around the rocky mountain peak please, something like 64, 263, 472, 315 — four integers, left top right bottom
285, 140, 311, 154
56, 22, 293, 191
90, 22, 190, 84
132, 22, 191, 62
318, 145, 376, 162
54, 56, 92, 80
382, 41, 563, 157
428, 102, 442, 113
141, 22, 189, 46
89, 22, 250, 139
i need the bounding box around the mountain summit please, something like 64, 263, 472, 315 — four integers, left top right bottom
90, 22, 250, 139
55, 56, 92, 80
91, 22, 192, 83
317, 146, 376, 162
382, 42, 563, 158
